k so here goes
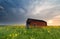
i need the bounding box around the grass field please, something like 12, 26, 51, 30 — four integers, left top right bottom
0, 26, 60, 39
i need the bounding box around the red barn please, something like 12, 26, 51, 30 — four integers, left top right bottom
26, 18, 47, 28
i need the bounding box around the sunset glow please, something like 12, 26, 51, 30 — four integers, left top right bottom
47, 15, 60, 25
47, 20, 53, 25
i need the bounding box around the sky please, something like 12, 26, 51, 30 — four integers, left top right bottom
0, 0, 60, 25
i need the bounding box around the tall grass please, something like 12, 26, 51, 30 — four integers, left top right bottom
0, 26, 60, 39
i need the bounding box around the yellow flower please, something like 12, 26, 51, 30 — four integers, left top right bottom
15, 34, 18, 37
9, 33, 18, 37
48, 31, 50, 33
9, 34, 12, 37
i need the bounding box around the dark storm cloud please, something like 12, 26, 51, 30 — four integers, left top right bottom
0, 0, 60, 25
0, 0, 40, 24
0, 0, 30, 24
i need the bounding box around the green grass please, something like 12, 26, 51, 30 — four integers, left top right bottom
0, 26, 60, 39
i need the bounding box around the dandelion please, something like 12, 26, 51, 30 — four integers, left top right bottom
12, 33, 18, 38
48, 30, 50, 33
9, 33, 18, 38
15, 34, 18, 37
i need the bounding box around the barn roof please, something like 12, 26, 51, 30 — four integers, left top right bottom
27, 18, 47, 23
